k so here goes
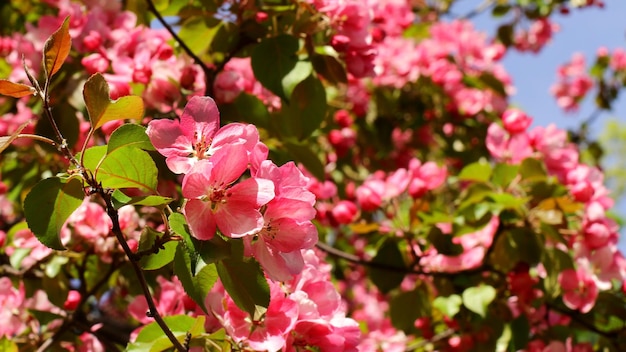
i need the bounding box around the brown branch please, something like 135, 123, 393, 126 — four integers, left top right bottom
315, 241, 504, 278
144, 0, 212, 96
101, 189, 187, 352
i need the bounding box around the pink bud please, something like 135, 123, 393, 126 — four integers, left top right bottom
334, 109, 353, 128
64, 290, 81, 310
501, 109, 532, 134
331, 200, 358, 224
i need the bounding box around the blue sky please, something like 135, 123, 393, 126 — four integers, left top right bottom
451, 0, 626, 248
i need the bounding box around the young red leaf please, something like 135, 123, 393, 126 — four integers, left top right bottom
0, 80, 35, 98
0, 121, 31, 154
83, 73, 144, 131
43, 16, 71, 80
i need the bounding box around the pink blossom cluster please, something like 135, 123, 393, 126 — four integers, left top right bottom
129, 250, 360, 351
147, 96, 317, 280
5, 0, 205, 112
514, 18, 560, 54
0, 276, 66, 341
374, 20, 511, 116
0, 180, 15, 229
486, 109, 626, 314
308, 0, 378, 77
3, 199, 143, 270
310, 158, 446, 228
526, 338, 593, 352
550, 53, 594, 112
213, 57, 281, 110
59, 201, 142, 262
418, 216, 500, 273
342, 271, 407, 351
0, 99, 36, 148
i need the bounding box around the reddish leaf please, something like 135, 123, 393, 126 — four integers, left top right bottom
0, 80, 35, 98
43, 16, 71, 80
0, 121, 31, 154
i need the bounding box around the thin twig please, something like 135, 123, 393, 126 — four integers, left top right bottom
406, 328, 455, 350
144, 0, 212, 96
102, 189, 187, 352
315, 241, 504, 278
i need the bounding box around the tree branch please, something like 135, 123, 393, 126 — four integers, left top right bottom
144, 0, 212, 96
101, 189, 187, 352
315, 241, 504, 278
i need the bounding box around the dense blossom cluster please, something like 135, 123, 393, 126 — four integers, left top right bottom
551, 53, 594, 112
1, 0, 626, 350
487, 109, 626, 315
128, 249, 360, 352
147, 96, 318, 281
514, 18, 560, 54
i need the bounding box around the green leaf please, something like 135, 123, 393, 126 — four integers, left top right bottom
497, 24, 514, 47
24, 176, 84, 250
491, 163, 519, 188
389, 285, 431, 333
111, 190, 173, 210
428, 226, 463, 255
79, 145, 107, 171
43, 16, 71, 80
542, 248, 574, 299
492, 4, 510, 17
174, 242, 218, 314
280, 74, 326, 139
311, 54, 347, 85
178, 17, 222, 57
137, 227, 177, 270
0, 80, 35, 98
83, 73, 145, 131
488, 193, 529, 212
95, 147, 158, 192
491, 229, 542, 272
251, 35, 311, 101
217, 241, 270, 318
128, 315, 206, 352
478, 72, 507, 96
0, 336, 19, 352
368, 238, 406, 294
433, 294, 463, 318
458, 161, 492, 182
509, 316, 530, 351
220, 93, 270, 129
107, 124, 155, 154
283, 140, 325, 180
462, 285, 496, 318
168, 212, 205, 272
519, 157, 546, 181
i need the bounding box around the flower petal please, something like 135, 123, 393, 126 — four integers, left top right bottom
183, 199, 217, 240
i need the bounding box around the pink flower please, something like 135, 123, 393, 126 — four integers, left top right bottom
64, 290, 82, 310
486, 123, 534, 164
332, 200, 359, 224
420, 216, 499, 273
245, 161, 318, 281
558, 267, 598, 313
182, 145, 275, 240
407, 159, 447, 198
129, 276, 187, 324
501, 108, 532, 134
223, 281, 299, 352
147, 96, 261, 174
0, 277, 27, 337
514, 18, 559, 53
